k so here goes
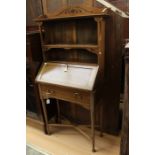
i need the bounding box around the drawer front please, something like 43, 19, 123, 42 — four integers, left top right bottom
39, 84, 91, 109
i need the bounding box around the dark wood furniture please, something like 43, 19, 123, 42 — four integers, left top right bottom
26, 31, 44, 129
26, 0, 44, 129
120, 42, 129, 155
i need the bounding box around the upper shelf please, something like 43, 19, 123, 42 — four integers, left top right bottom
35, 6, 110, 22
43, 44, 98, 49
42, 44, 99, 54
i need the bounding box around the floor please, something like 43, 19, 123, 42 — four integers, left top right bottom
26, 125, 120, 155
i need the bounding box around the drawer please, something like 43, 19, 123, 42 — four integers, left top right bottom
39, 84, 91, 109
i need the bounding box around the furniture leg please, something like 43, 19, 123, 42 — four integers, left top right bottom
100, 103, 103, 137
91, 93, 96, 152
41, 98, 50, 134
56, 99, 61, 123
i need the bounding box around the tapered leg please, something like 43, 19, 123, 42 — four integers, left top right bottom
41, 98, 50, 134
100, 103, 103, 137
56, 99, 61, 123
90, 93, 96, 152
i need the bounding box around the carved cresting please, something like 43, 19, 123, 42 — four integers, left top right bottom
62, 7, 83, 15
53, 6, 106, 17
34, 5, 109, 22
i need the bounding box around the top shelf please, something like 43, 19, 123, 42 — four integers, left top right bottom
43, 44, 98, 49
35, 13, 109, 22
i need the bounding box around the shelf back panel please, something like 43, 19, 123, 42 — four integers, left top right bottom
44, 48, 98, 63
43, 18, 97, 45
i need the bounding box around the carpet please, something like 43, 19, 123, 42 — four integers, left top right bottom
26, 144, 51, 155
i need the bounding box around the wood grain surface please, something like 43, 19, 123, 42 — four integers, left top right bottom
27, 125, 120, 155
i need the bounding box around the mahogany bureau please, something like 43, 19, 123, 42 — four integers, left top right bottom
36, 62, 99, 152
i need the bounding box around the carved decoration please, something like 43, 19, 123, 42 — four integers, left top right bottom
35, 6, 109, 22
55, 6, 102, 16
94, 17, 103, 22
62, 7, 83, 15
86, 48, 99, 54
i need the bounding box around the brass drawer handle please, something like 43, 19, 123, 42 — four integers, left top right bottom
74, 92, 79, 95
74, 92, 83, 99
46, 92, 51, 95
46, 90, 55, 95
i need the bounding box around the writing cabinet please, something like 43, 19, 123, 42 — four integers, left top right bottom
35, 2, 123, 151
